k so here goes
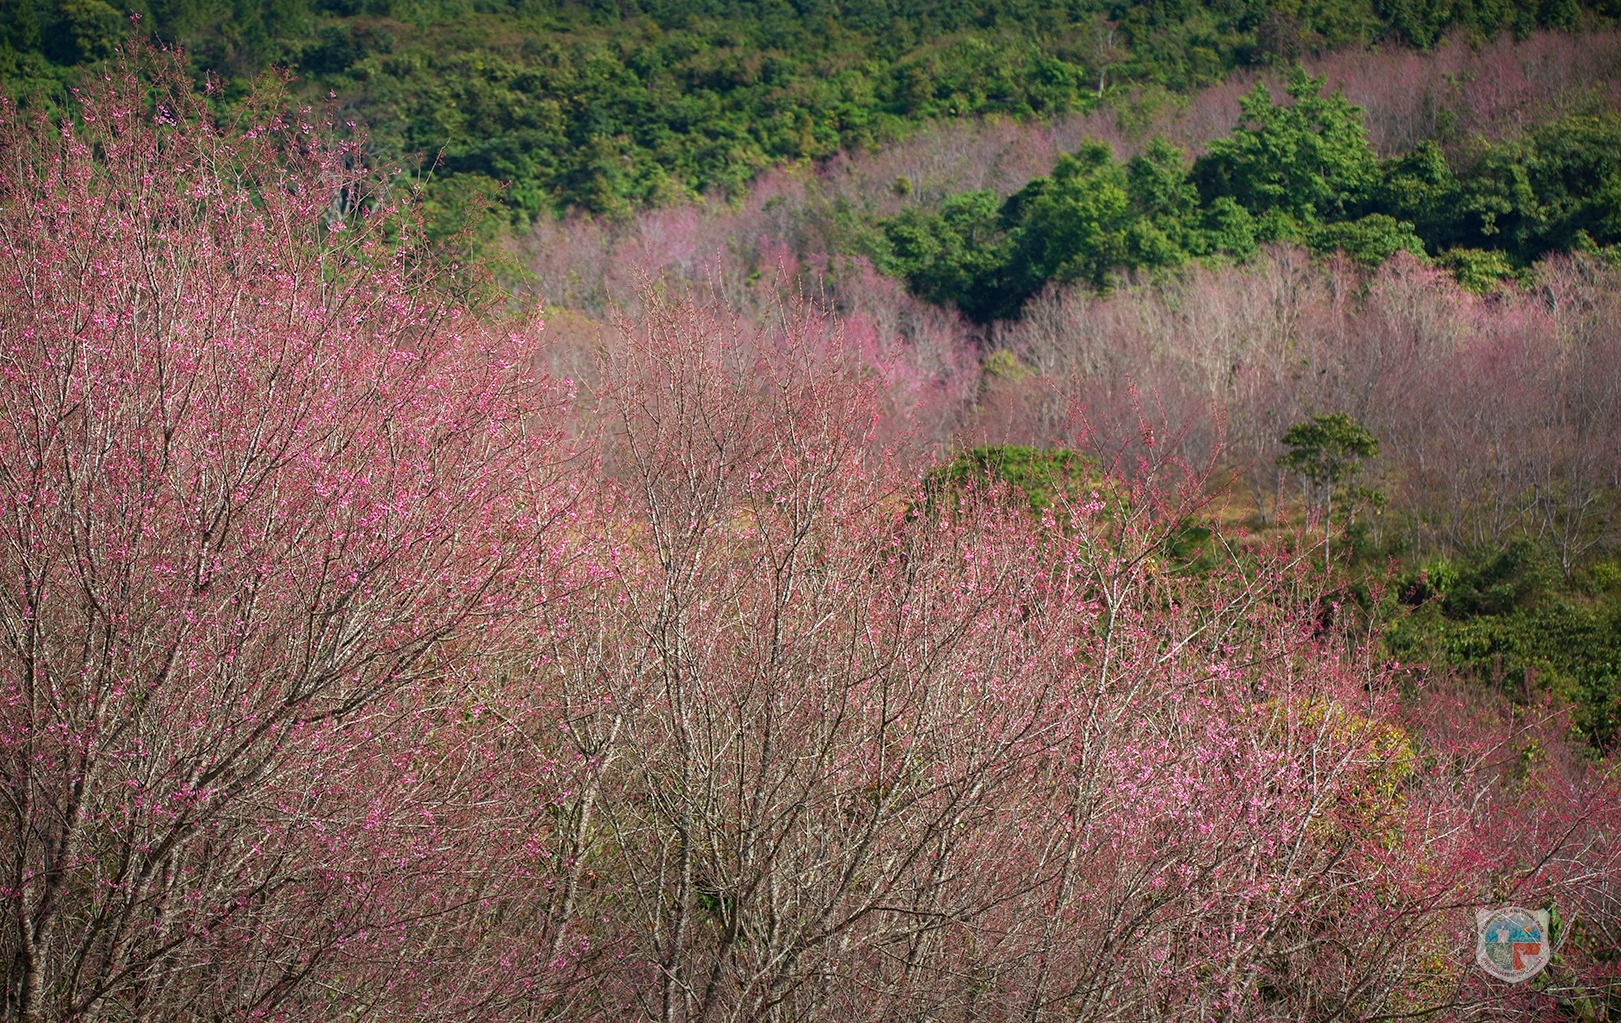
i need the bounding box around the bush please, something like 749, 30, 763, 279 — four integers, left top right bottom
923, 444, 1106, 517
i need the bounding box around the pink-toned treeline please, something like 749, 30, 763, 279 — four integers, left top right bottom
984, 249, 1621, 571
519, 29, 1621, 293
522, 30, 1621, 536
530, 234, 1621, 569
554, 293, 1621, 1021
2, 48, 1618, 1023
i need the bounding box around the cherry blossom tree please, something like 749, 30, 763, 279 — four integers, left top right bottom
0, 50, 580, 1021
541, 291, 1621, 1021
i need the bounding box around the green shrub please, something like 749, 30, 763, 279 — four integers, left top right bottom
923, 445, 1104, 518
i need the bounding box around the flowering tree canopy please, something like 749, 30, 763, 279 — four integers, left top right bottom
0, 51, 577, 1021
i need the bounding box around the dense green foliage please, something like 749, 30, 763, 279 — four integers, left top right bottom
1197, 69, 1380, 225
869, 68, 1621, 318
923, 444, 1105, 516
1461, 112, 1621, 256
1386, 545, 1621, 751
3, 0, 1614, 220
1278, 412, 1380, 494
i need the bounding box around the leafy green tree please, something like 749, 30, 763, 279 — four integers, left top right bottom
1196, 196, 1260, 258
1307, 213, 1426, 266
877, 190, 1013, 321
1375, 0, 1456, 46
1374, 140, 1465, 251
55, 0, 129, 63
1462, 113, 1621, 263
1437, 247, 1519, 294
1000, 141, 1138, 303
1279, 412, 1381, 570
1125, 136, 1201, 261
0, 0, 43, 53
1193, 66, 1379, 229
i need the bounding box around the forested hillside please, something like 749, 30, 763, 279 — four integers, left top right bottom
3, 0, 1616, 218
863, 69, 1621, 319
11, 0, 1608, 774
508, 27, 1621, 765
3, 8, 1620, 1021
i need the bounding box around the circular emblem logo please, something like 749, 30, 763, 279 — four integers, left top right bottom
1475, 907, 1551, 983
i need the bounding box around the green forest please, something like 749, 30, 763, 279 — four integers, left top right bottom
3, 0, 1616, 219
866, 71, 1621, 318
